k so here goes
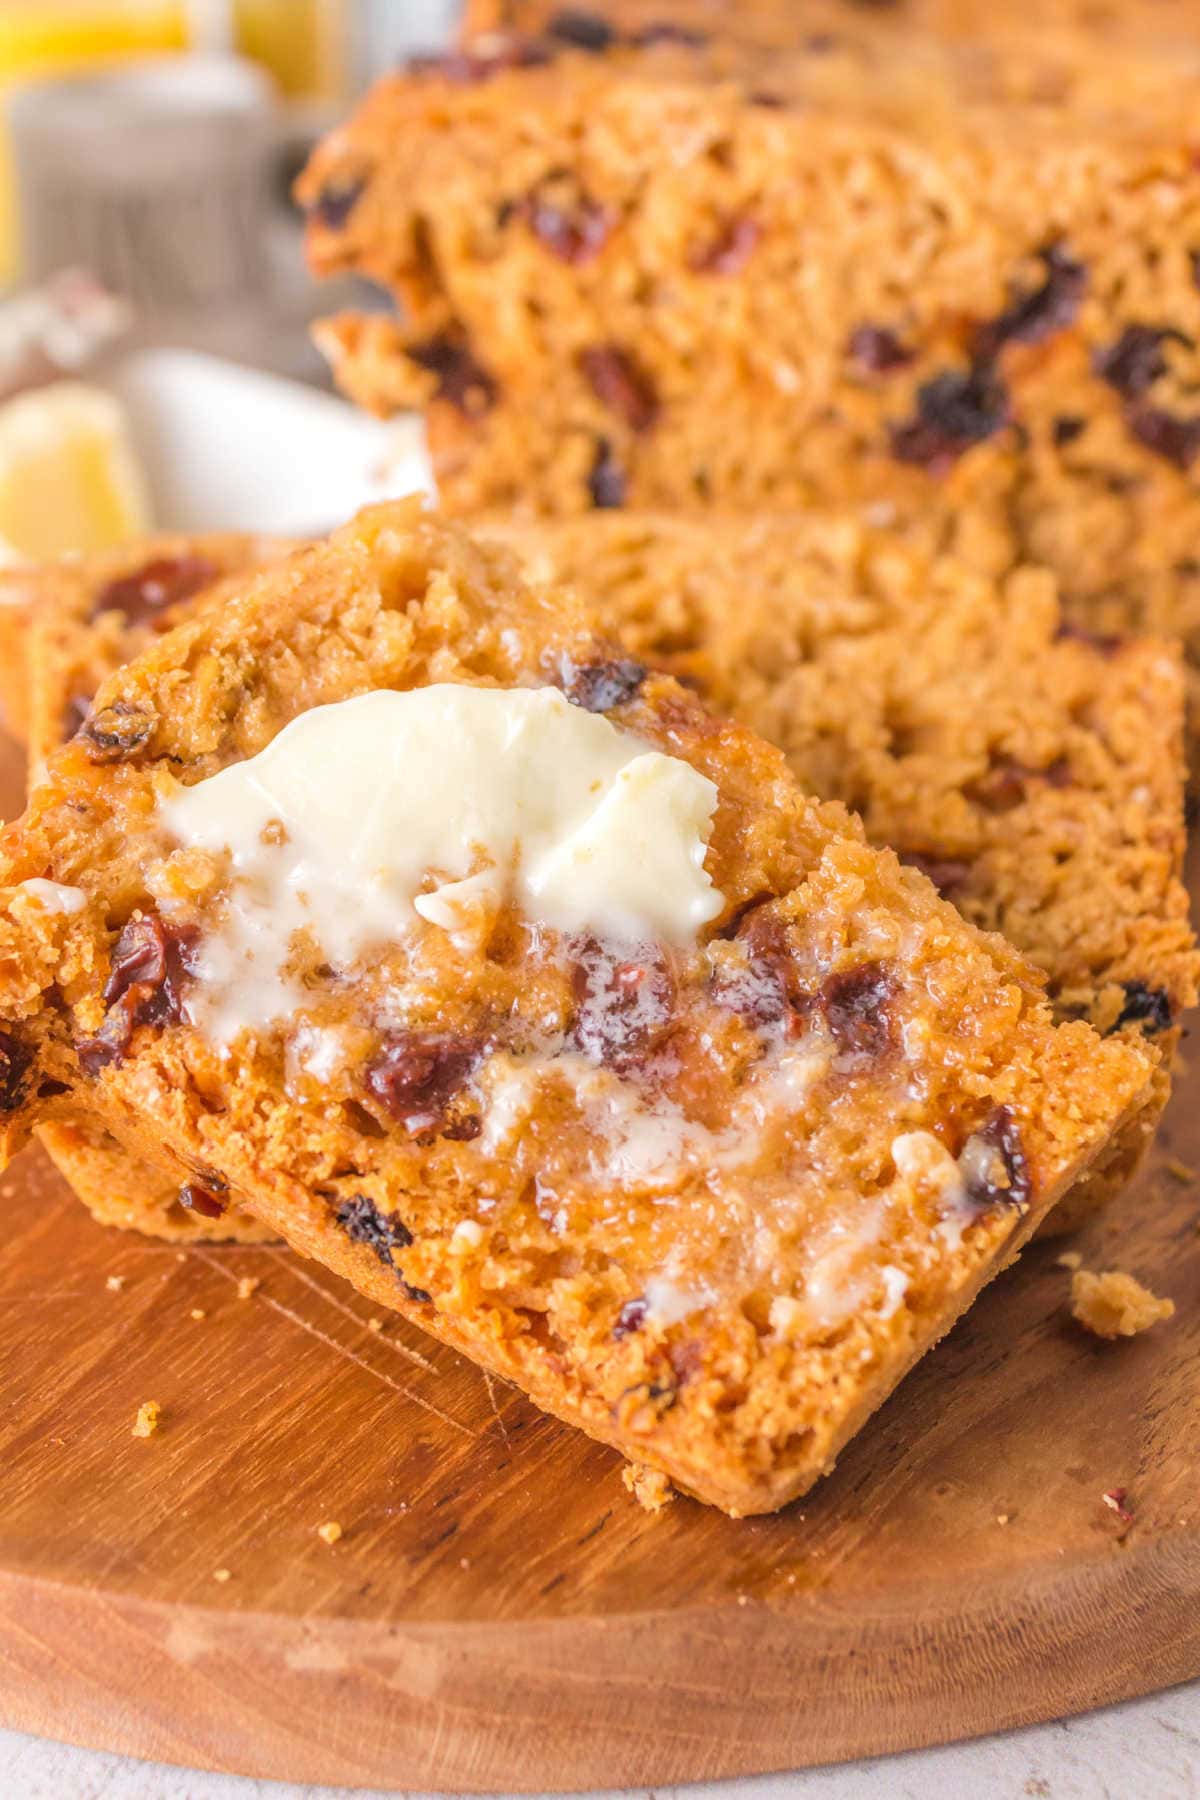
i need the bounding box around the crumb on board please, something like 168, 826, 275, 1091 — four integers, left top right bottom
1164, 1156, 1196, 1185
1071, 1269, 1175, 1339
1055, 1250, 1082, 1271
236, 1277, 260, 1301
367, 1317, 383, 1333
132, 1400, 161, 1438
622, 1461, 676, 1513
1102, 1487, 1135, 1524
105, 1274, 126, 1292
316, 1520, 343, 1545
213, 1568, 232, 1583
189, 1308, 206, 1321
996, 1513, 1011, 1525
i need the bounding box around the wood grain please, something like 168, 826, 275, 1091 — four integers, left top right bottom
0, 736, 1197, 1791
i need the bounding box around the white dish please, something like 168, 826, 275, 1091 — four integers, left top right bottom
104, 348, 434, 536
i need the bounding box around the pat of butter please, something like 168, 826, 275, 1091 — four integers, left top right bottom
159, 685, 722, 1043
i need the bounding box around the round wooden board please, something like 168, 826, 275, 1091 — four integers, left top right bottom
1, 735, 1198, 1794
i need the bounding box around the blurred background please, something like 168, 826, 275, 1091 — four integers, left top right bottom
0, 1, 453, 553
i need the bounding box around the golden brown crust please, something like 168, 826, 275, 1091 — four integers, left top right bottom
8, 534, 297, 1241
0, 500, 1153, 1512
23, 532, 302, 773
36, 1113, 271, 1244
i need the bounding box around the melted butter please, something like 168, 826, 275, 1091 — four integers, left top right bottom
158, 686, 723, 1044
16, 877, 85, 914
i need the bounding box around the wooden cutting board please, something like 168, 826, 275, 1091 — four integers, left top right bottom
0, 733, 1197, 1793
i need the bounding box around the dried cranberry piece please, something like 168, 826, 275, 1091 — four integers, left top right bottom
1112, 981, 1173, 1036
178, 1181, 227, 1219
0, 1030, 33, 1113
969, 756, 1071, 812
335, 1193, 413, 1265
848, 323, 914, 374
76, 1008, 134, 1076
408, 39, 551, 82
614, 1296, 649, 1337
519, 185, 614, 264
92, 554, 218, 630
407, 335, 496, 415
1126, 404, 1200, 470
580, 345, 659, 433
103, 913, 193, 1026
1053, 414, 1086, 446
974, 242, 1086, 360
711, 906, 805, 1032
569, 938, 675, 1072
899, 851, 972, 899
1093, 324, 1192, 399
890, 365, 1010, 469
81, 701, 155, 762
960, 1106, 1032, 1215
365, 1031, 485, 1135
546, 8, 615, 50
821, 962, 893, 1062
78, 913, 195, 1074
689, 216, 761, 276
588, 437, 627, 508
564, 656, 646, 712
309, 180, 364, 230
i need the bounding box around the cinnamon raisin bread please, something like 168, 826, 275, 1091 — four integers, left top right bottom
0, 500, 1153, 1511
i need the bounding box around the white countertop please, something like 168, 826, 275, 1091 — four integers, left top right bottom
5, 1680, 1199, 1800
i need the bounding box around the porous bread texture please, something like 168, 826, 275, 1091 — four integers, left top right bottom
0, 501, 1153, 1512
0, 534, 295, 1244
299, 28, 1200, 742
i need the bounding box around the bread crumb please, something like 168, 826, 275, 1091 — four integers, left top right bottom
132, 1400, 161, 1438
1071, 1269, 1175, 1339
1164, 1157, 1196, 1184
622, 1461, 675, 1513
236, 1277, 260, 1301
996, 1513, 1010, 1525
1055, 1250, 1082, 1271
213, 1568, 232, 1583
189, 1308, 206, 1321
316, 1520, 343, 1545
367, 1317, 383, 1333
105, 1274, 126, 1292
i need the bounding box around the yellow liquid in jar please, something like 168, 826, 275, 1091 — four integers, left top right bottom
0, 3, 188, 282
